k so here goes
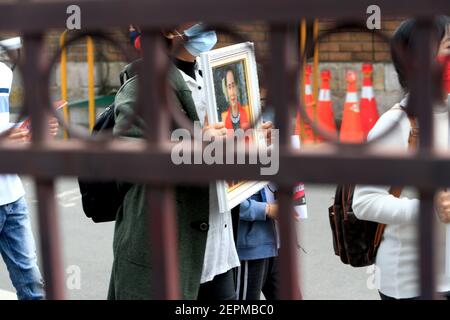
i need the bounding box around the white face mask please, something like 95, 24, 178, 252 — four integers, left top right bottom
175, 24, 217, 56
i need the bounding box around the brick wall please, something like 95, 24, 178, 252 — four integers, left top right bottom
216, 23, 270, 62
44, 29, 131, 62
318, 19, 402, 62
218, 20, 403, 63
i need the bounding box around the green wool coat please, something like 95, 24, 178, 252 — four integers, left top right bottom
107, 63, 209, 300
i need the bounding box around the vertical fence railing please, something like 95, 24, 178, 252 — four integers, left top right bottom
140, 31, 180, 299
22, 32, 65, 299
0, 0, 448, 300
270, 24, 302, 299
411, 20, 437, 300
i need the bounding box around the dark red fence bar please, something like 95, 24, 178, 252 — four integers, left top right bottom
0, 0, 449, 31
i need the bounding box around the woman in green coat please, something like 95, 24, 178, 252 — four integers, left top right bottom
107, 23, 227, 300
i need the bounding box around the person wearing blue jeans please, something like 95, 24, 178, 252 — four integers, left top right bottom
0, 61, 44, 300
0, 198, 44, 300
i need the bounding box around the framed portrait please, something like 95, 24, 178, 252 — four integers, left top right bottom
200, 42, 268, 213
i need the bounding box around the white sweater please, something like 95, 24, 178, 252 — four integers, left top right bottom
353, 105, 450, 299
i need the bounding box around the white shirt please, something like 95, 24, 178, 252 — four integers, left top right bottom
178, 65, 207, 126
177, 66, 240, 283
353, 103, 450, 298
0, 62, 25, 206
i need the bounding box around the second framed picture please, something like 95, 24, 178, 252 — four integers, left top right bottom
200, 42, 268, 213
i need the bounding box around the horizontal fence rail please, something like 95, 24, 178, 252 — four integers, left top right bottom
0, 0, 449, 31
1, 145, 450, 187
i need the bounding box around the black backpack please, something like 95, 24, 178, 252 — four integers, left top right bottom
77, 104, 124, 222
77, 63, 135, 223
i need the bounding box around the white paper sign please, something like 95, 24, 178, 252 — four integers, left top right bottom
291, 135, 308, 219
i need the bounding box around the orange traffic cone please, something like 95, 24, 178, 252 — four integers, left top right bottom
295, 65, 316, 144
340, 70, 364, 143
316, 70, 337, 141
360, 64, 379, 137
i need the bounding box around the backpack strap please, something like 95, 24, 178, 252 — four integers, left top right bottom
407, 117, 419, 149
373, 104, 419, 250
390, 103, 419, 149
119, 59, 142, 86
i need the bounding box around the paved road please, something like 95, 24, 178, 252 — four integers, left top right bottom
0, 179, 379, 300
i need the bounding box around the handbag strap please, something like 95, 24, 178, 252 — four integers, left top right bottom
341, 185, 354, 219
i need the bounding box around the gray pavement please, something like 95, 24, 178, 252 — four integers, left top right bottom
0, 180, 379, 300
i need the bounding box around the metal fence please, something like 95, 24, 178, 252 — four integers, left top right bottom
0, 0, 449, 300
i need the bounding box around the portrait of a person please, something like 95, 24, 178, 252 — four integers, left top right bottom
217, 65, 253, 190
221, 67, 250, 131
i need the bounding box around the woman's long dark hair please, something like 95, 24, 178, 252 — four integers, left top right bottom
391, 16, 450, 91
